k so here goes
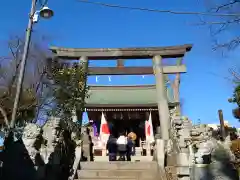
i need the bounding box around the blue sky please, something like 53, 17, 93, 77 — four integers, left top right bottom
1, 0, 240, 126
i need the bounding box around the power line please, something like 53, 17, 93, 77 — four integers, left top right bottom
207, 72, 231, 80
77, 0, 240, 17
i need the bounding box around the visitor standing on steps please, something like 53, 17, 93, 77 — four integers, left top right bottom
126, 136, 134, 161
106, 135, 117, 161
81, 128, 93, 161
117, 132, 128, 161
128, 131, 136, 156
0, 130, 4, 177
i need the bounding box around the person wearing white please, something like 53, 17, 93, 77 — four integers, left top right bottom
116, 133, 128, 161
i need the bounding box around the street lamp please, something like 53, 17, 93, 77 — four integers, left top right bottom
10, 0, 54, 129
33, 6, 54, 23
39, 6, 54, 19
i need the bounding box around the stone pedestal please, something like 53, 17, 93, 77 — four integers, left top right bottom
155, 127, 162, 140
102, 149, 107, 156
156, 139, 165, 168
176, 153, 190, 176
146, 142, 151, 156
192, 165, 211, 180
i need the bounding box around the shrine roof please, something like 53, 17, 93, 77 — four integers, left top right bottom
85, 85, 177, 107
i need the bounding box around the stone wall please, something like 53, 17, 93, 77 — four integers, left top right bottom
1, 117, 79, 180
167, 112, 239, 180
167, 114, 192, 180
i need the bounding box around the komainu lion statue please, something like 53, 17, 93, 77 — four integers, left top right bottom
22, 123, 42, 164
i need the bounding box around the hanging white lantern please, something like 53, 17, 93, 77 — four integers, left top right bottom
108, 76, 111, 82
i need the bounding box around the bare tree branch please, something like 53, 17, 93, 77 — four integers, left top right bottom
204, 0, 240, 50
0, 35, 53, 125
77, 0, 240, 51
229, 68, 240, 81
212, 0, 240, 12
0, 106, 9, 128
213, 37, 240, 50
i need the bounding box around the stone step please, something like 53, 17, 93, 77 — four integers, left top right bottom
80, 161, 158, 170
94, 156, 153, 162
76, 179, 135, 180
75, 179, 135, 180
76, 178, 156, 180
78, 169, 157, 179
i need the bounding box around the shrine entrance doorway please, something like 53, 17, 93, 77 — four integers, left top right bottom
108, 119, 145, 147
106, 111, 150, 148
87, 109, 160, 159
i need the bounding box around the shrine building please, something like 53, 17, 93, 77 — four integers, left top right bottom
84, 85, 176, 143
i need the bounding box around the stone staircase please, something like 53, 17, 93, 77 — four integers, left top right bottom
74, 161, 168, 180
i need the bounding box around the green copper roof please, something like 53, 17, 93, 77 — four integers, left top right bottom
85, 85, 176, 107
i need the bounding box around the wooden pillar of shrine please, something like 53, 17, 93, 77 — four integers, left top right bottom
153, 55, 170, 140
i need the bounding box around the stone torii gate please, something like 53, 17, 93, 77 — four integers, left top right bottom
50, 44, 192, 141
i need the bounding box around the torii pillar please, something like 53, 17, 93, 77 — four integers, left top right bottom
153, 55, 170, 140
78, 56, 89, 132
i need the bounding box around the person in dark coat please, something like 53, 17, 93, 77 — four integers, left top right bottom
126, 136, 134, 161
107, 135, 117, 161
81, 128, 93, 161
106, 135, 117, 161
0, 131, 4, 177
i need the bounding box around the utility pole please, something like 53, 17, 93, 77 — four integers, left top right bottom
218, 109, 226, 140
10, 0, 37, 128
10, 0, 53, 129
